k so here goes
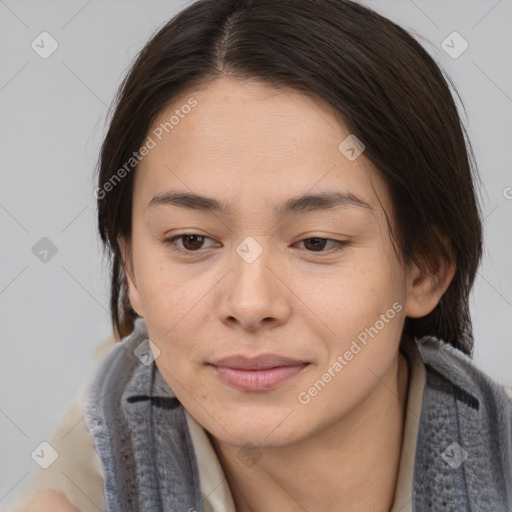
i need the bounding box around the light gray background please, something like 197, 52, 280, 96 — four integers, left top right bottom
1, 0, 511, 509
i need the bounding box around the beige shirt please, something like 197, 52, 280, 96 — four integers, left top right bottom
10, 337, 429, 512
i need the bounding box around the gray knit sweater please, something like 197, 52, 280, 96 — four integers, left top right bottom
82, 318, 512, 511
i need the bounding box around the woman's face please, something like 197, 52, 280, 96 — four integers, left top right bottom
122, 76, 430, 448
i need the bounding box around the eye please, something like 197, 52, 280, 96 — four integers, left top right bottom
163, 233, 217, 252
295, 237, 349, 252
163, 234, 350, 254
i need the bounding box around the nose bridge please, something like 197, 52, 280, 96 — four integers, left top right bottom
220, 235, 290, 329
232, 235, 274, 295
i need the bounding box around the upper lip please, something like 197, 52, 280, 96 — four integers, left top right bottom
210, 354, 308, 370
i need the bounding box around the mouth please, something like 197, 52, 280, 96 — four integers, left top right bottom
208, 354, 309, 391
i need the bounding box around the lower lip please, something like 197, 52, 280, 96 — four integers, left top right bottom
211, 364, 307, 391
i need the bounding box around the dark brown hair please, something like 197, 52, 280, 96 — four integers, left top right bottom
95, 0, 483, 356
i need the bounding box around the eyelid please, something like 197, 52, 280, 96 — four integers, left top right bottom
295, 238, 349, 251
163, 233, 218, 251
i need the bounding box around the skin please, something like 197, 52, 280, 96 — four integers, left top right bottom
119, 76, 455, 512
25, 490, 78, 512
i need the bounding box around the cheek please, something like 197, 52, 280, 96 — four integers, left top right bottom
303, 254, 405, 343
135, 262, 209, 366
133, 243, 183, 316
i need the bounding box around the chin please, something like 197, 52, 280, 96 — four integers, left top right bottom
200, 406, 307, 449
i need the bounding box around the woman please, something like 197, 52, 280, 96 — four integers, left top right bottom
12, 0, 512, 510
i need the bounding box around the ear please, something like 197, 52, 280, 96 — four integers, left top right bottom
118, 235, 145, 317
403, 236, 456, 319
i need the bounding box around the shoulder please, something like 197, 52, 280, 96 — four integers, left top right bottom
415, 336, 512, 423
410, 351, 512, 512
416, 336, 510, 395
21, 489, 79, 512
9, 334, 118, 512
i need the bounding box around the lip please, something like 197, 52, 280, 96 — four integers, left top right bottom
209, 354, 309, 391
211, 354, 307, 370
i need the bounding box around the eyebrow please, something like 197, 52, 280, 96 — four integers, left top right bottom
147, 190, 374, 216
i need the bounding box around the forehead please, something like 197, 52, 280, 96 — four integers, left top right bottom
133, 76, 389, 216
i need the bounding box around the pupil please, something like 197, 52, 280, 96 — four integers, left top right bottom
307, 238, 325, 251
184, 235, 203, 250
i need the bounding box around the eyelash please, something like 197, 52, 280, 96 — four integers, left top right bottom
163, 234, 350, 254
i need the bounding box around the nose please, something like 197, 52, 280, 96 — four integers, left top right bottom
218, 239, 292, 332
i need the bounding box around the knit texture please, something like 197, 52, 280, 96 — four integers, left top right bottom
414, 336, 512, 511
82, 318, 512, 511
82, 318, 202, 511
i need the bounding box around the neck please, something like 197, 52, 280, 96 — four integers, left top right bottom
210, 351, 410, 512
